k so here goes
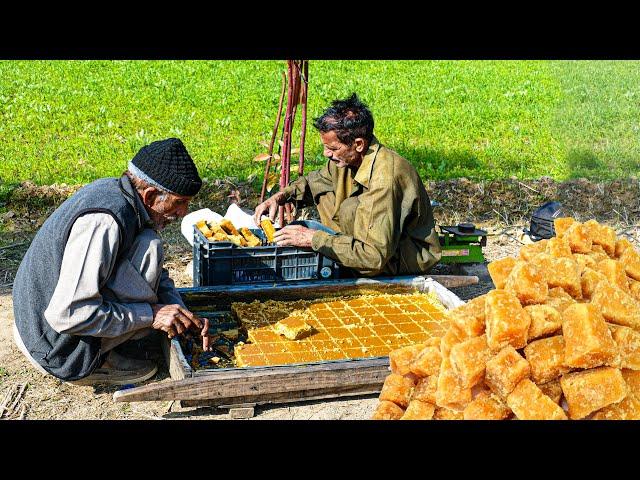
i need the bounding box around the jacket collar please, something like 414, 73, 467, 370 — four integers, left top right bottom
353, 136, 380, 189
119, 174, 154, 230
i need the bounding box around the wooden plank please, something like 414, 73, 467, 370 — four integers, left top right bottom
113, 357, 390, 404
428, 274, 478, 288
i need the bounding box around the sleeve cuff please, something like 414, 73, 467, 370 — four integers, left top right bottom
311, 230, 333, 254
128, 302, 155, 328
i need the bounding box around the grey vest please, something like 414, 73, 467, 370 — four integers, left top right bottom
12, 175, 144, 380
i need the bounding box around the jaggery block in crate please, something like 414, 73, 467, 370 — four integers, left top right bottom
523, 335, 571, 384
379, 373, 416, 408
583, 219, 616, 257
554, 217, 576, 237
463, 391, 512, 420
519, 240, 548, 262
560, 366, 628, 419
562, 303, 620, 370
400, 400, 436, 420
615, 238, 634, 259
433, 406, 464, 420
448, 294, 486, 337
592, 392, 640, 420
538, 379, 563, 405
545, 256, 583, 299
409, 345, 442, 377
487, 257, 518, 289
507, 379, 568, 420
566, 222, 593, 254
239, 227, 262, 247
504, 262, 548, 305
544, 287, 577, 313
411, 375, 438, 404
620, 246, 640, 281
546, 236, 573, 258
596, 259, 630, 293
484, 345, 531, 398
371, 400, 405, 420
389, 343, 427, 376
485, 289, 531, 352
580, 267, 607, 300
623, 369, 640, 396
450, 335, 492, 388
592, 281, 640, 330
611, 325, 640, 370
525, 304, 563, 340
435, 356, 473, 410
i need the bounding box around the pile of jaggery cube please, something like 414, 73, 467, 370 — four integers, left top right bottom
373, 218, 640, 420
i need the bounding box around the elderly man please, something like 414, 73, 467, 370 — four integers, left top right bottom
13, 138, 207, 385
254, 93, 441, 277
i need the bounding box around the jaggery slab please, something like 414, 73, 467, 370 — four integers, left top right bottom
484, 289, 531, 352
544, 287, 577, 313
554, 217, 576, 237
546, 236, 573, 258
611, 325, 640, 370
485, 345, 531, 398
371, 400, 405, 420
433, 407, 465, 420
435, 356, 473, 410
544, 256, 583, 299
448, 294, 486, 337
519, 240, 548, 262
583, 219, 616, 257
580, 267, 608, 300
507, 379, 568, 420
463, 390, 512, 420
488, 257, 518, 289
562, 303, 620, 370
615, 238, 634, 259
592, 281, 640, 330
450, 335, 492, 388
409, 345, 442, 377
400, 400, 436, 420
379, 373, 416, 408
620, 246, 640, 282
592, 392, 640, 420
566, 222, 593, 254
538, 379, 563, 405
596, 259, 630, 293
525, 304, 563, 340
623, 369, 640, 396
504, 261, 548, 305
560, 366, 628, 419
411, 375, 438, 404
274, 316, 315, 340
523, 335, 571, 384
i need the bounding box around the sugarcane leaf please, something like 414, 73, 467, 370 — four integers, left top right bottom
290, 148, 299, 155
272, 153, 281, 161
278, 139, 284, 147
253, 153, 272, 162
259, 140, 270, 148
266, 172, 280, 192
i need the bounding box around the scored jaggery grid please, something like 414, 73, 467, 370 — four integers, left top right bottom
233, 292, 450, 367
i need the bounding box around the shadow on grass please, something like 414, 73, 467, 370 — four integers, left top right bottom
565, 148, 640, 180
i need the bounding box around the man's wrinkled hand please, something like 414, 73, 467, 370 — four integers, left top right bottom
151, 304, 203, 339
273, 224, 315, 248
253, 191, 286, 227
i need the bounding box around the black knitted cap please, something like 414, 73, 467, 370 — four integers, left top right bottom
130, 138, 202, 196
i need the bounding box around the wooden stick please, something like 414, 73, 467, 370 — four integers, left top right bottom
0, 384, 16, 418
7, 383, 27, 416
298, 60, 309, 176
260, 71, 287, 203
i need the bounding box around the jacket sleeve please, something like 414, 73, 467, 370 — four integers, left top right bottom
157, 268, 186, 308
282, 160, 335, 208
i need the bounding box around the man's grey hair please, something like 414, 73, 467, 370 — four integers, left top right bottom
124, 170, 170, 200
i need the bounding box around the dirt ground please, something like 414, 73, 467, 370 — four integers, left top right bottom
1, 178, 639, 420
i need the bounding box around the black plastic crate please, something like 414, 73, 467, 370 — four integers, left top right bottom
193, 227, 340, 286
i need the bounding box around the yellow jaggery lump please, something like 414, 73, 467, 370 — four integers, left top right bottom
219, 218, 240, 236
379, 373, 416, 408
554, 217, 576, 238
435, 356, 473, 410
583, 219, 616, 257
629, 279, 640, 302
484, 289, 531, 352
615, 238, 634, 258
260, 218, 277, 243
560, 366, 628, 419
596, 259, 630, 293
538, 379, 563, 405
450, 335, 492, 388
389, 343, 427, 376
620, 246, 640, 282
519, 240, 549, 262
580, 267, 608, 300
525, 304, 563, 340
566, 222, 593, 254
439, 324, 467, 358
543, 256, 583, 299
507, 379, 568, 420
400, 399, 436, 420
562, 304, 620, 369
487, 257, 518, 289
211, 231, 230, 242
523, 335, 571, 384
274, 315, 315, 340
573, 253, 597, 270
611, 325, 640, 370
591, 244, 608, 257
411, 375, 438, 403
227, 234, 248, 247
448, 294, 486, 337
371, 400, 405, 420
504, 261, 548, 305
546, 236, 573, 258
485, 345, 531, 398
592, 392, 640, 420
463, 390, 512, 420
592, 281, 640, 330
433, 406, 464, 420
623, 369, 640, 396
239, 227, 262, 247
409, 345, 442, 377
544, 287, 577, 314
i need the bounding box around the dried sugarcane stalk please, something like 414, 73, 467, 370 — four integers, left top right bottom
298, 61, 309, 176
260, 71, 287, 204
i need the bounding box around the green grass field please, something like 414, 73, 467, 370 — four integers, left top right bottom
1, 60, 639, 193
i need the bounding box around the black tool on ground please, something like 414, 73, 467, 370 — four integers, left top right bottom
523, 201, 564, 241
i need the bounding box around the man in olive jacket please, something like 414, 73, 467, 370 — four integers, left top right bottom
254, 93, 441, 277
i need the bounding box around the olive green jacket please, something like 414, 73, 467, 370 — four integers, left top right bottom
282, 137, 441, 276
